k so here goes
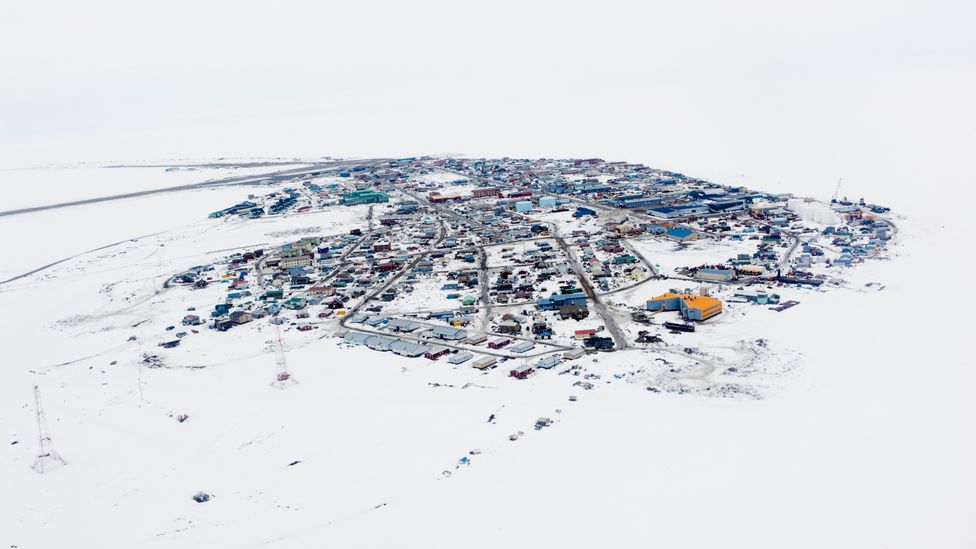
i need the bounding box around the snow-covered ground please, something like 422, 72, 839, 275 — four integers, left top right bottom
1, 164, 975, 549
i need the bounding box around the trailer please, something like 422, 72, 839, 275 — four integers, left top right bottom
562, 348, 586, 361
448, 352, 473, 365
510, 341, 536, 353
664, 321, 695, 333
424, 346, 451, 360
465, 334, 488, 345
473, 357, 497, 370
510, 364, 534, 379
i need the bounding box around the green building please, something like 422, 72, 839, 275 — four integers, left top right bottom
341, 190, 389, 205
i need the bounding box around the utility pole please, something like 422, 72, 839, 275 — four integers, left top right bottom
32, 384, 67, 473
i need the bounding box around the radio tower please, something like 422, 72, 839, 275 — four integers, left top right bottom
271, 322, 297, 389
32, 385, 67, 473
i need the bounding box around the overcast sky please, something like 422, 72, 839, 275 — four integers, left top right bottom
2, 0, 973, 207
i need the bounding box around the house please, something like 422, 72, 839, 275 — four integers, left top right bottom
214, 319, 234, 332
488, 338, 511, 350
496, 321, 522, 335
574, 328, 597, 339
229, 311, 253, 324
182, 314, 202, 326
424, 346, 451, 360
646, 292, 723, 321
465, 334, 488, 345
582, 336, 614, 350
559, 303, 589, 320
510, 364, 534, 379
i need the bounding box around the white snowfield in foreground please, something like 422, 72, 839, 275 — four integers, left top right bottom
1, 167, 974, 549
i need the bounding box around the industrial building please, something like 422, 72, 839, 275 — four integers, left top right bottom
646, 292, 723, 321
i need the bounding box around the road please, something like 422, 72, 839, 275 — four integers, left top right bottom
550, 230, 629, 351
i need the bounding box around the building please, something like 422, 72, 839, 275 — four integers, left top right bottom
515, 200, 534, 213
539, 196, 557, 208
473, 357, 497, 370
229, 311, 253, 324
341, 190, 389, 205
430, 326, 468, 340
537, 292, 587, 311
582, 336, 614, 350
424, 346, 451, 360
280, 255, 313, 269
617, 197, 662, 209
563, 348, 586, 360
472, 187, 501, 198
736, 264, 765, 276
559, 303, 589, 320
647, 204, 710, 219
536, 356, 561, 369
665, 227, 698, 242
448, 352, 473, 365
511, 341, 536, 353
695, 268, 735, 282
510, 364, 534, 379
646, 292, 723, 321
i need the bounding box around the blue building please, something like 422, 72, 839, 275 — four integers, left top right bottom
665, 227, 697, 242
515, 200, 534, 212
647, 203, 710, 219
537, 292, 588, 311
539, 196, 557, 209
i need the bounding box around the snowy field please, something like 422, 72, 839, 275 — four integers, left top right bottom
1, 165, 975, 549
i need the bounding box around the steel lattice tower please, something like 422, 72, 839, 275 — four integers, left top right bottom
271, 322, 297, 389
32, 385, 67, 473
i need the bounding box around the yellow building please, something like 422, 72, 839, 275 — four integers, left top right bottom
646, 292, 723, 321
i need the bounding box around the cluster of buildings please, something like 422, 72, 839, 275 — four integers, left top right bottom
165, 155, 894, 378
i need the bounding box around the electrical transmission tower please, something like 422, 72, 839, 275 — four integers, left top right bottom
32, 385, 67, 473
271, 322, 297, 389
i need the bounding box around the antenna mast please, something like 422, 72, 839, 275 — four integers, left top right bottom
271, 322, 297, 389
32, 385, 67, 473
